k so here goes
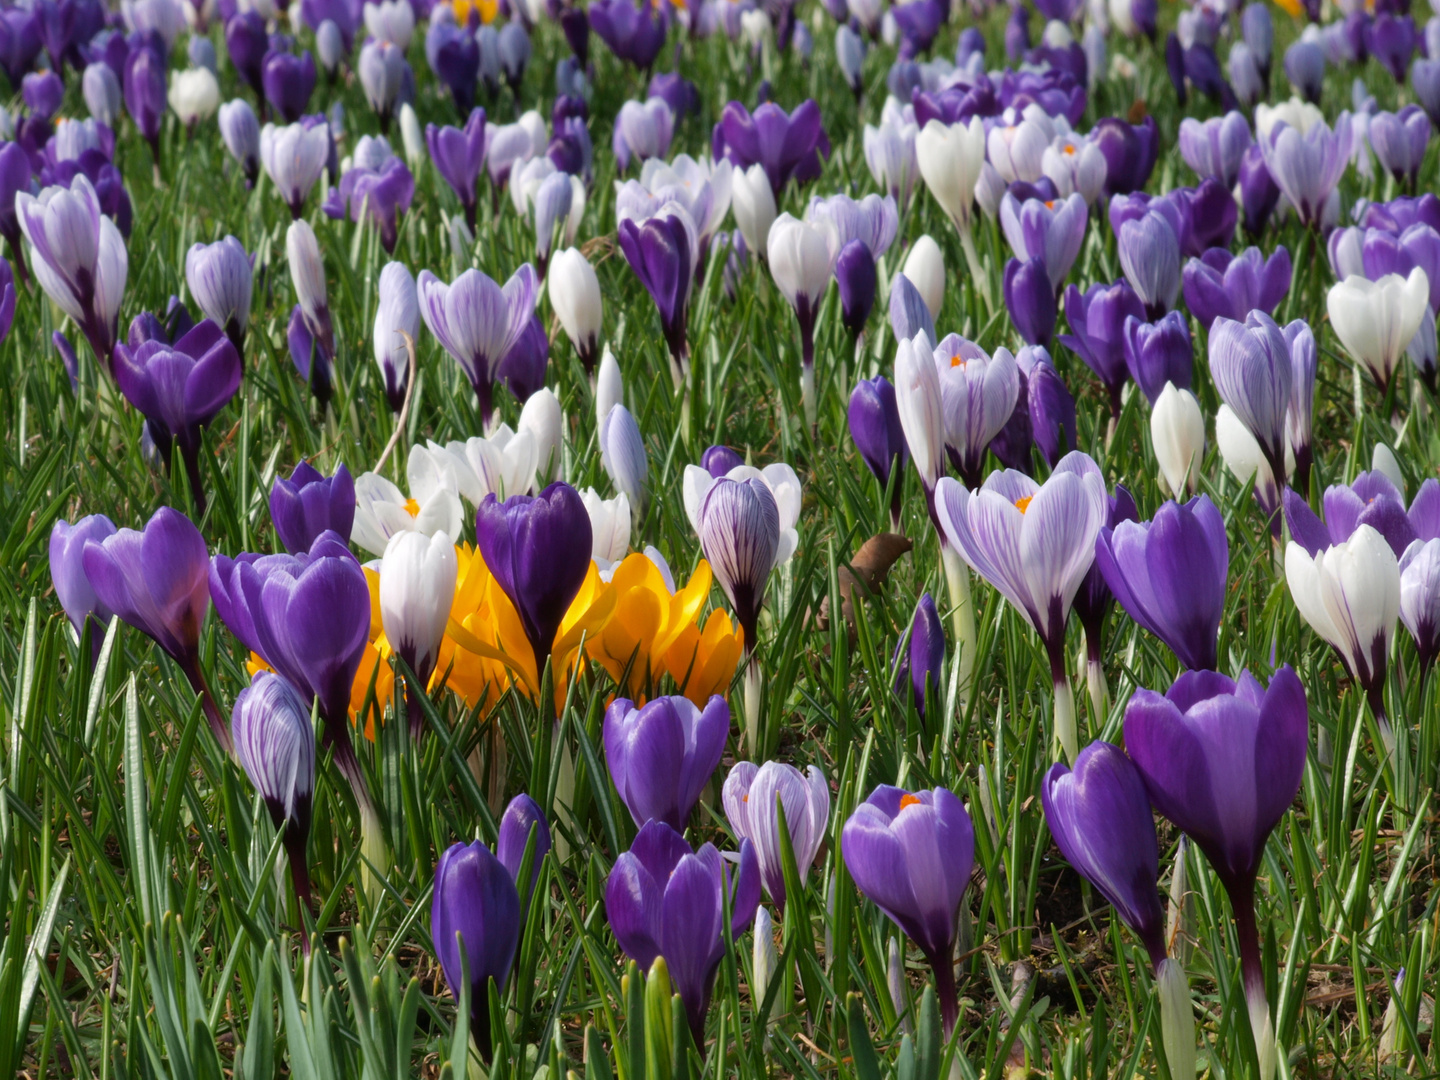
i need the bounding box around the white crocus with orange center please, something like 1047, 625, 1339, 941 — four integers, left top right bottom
351, 450, 466, 557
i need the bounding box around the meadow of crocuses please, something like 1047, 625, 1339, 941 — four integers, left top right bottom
6, 0, 1440, 1073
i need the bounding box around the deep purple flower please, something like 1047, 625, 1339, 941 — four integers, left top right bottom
1182, 246, 1292, 331
23, 70, 64, 120
1171, 179, 1237, 257
700, 445, 744, 477
1282, 472, 1419, 558
497, 312, 548, 403
998, 66, 1087, 126
560, 6, 589, 64
270, 461, 355, 553
475, 482, 592, 675
49, 514, 118, 658
123, 40, 166, 165
429, 19, 479, 112
836, 239, 878, 339
893, 592, 944, 715
912, 77, 1000, 127
604, 695, 728, 831
0, 141, 32, 285
606, 821, 759, 1042
589, 0, 666, 70
1368, 13, 1416, 81
894, 0, 944, 58
1120, 313, 1193, 405
226, 12, 268, 101
999, 191, 1088, 291
617, 208, 694, 373
649, 71, 699, 123
1238, 144, 1281, 237
1095, 495, 1228, 671
1117, 208, 1182, 319
1091, 115, 1159, 197
1061, 279, 1147, 417
1071, 483, 1139, 676
0, 7, 43, 88
842, 785, 974, 1034
711, 99, 831, 198
1005, 256, 1057, 346
1284, 39, 1324, 103
849, 375, 907, 526
496, 792, 551, 914
263, 48, 319, 124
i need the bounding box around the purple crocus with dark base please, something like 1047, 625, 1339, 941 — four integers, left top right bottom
1060, 279, 1146, 421
836, 239, 877, 341
1368, 13, 1416, 83
496, 793, 551, 917
1238, 144, 1281, 238
426, 107, 487, 231
1004, 256, 1057, 346
1369, 106, 1431, 192
263, 48, 317, 123
323, 156, 415, 254
603, 695, 729, 832
1070, 484, 1138, 715
893, 592, 945, 717
1399, 538, 1440, 675
82, 507, 231, 751
1091, 115, 1159, 197
475, 482, 593, 680
432, 839, 522, 1063
1209, 311, 1292, 519
1124, 666, 1308, 1080
1182, 246, 1291, 331
1282, 473, 1419, 559
112, 319, 242, 517
123, 41, 166, 170
605, 821, 760, 1044
842, 785, 974, 1035
1122, 313, 1192, 405
1094, 495, 1228, 671
270, 461, 355, 553
588, 0, 666, 71
0, 143, 33, 285
618, 208, 694, 385
712, 100, 831, 199
226, 13, 269, 104
849, 375, 908, 529
701, 445, 744, 478
49, 514, 118, 662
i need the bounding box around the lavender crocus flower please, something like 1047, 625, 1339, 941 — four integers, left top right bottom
185, 236, 252, 364
323, 153, 416, 254
475, 482, 593, 678
1117, 208, 1181, 319
49, 514, 118, 658
1238, 144, 1281, 237
495, 792, 551, 914
711, 99, 831, 199
1005, 256, 1058, 346
269, 461, 355, 553
357, 39, 408, 133
226, 13, 269, 100
1283, 39, 1324, 103
936, 452, 1108, 760
1000, 190, 1088, 291
605, 695, 729, 832
1414, 58, 1440, 128
1368, 13, 1416, 82
1095, 495, 1228, 671
1122, 313, 1192, 405
1182, 246, 1292, 331
849, 375, 908, 528
605, 821, 760, 1043
723, 759, 830, 911
425, 107, 487, 231
842, 785, 974, 1034
932, 333, 1019, 489
618, 205, 695, 385
1125, 666, 1307, 1080
1068, 484, 1138, 710
417, 263, 539, 428
1178, 111, 1252, 188
260, 120, 331, 217
218, 99, 260, 187
1208, 311, 1292, 507
1369, 106, 1431, 191
123, 42, 166, 167
1399, 538, 1440, 674
892, 592, 945, 716
613, 98, 674, 172
1260, 115, 1353, 230
1060, 278, 1146, 419
83, 507, 231, 751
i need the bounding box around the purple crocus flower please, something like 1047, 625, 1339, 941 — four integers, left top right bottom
1238, 143, 1281, 237
561, 7, 589, 64
0, 142, 33, 285
23, 70, 63, 120
1283, 39, 1324, 103
270, 461, 356, 553
849, 375, 908, 528
263, 48, 316, 123
613, 97, 674, 172
1369, 106, 1431, 191
475, 482, 592, 677
0, 7, 43, 88
82, 507, 231, 751
428, 19, 480, 112
1282, 472, 1419, 559
1260, 115, 1353, 230
892, 592, 945, 716
1208, 310, 1292, 504
894, 0, 944, 59
836, 239, 878, 339
696, 476, 780, 657
723, 759, 830, 911
607, 822, 759, 1042
999, 191, 1087, 292
603, 695, 729, 832
1171, 179, 1238, 257
1023, 347, 1078, 467
1179, 112, 1253, 189
1414, 58, 1440, 128
701, 445, 744, 477
1041, 742, 1165, 963
1399, 538, 1440, 674
1124, 666, 1308, 1080
186, 236, 253, 366
495, 792, 551, 914
588, 0, 667, 71
617, 206, 694, 379
123, 40, 166, 167
1120, 312, 1192, 405
432, 840, 522, 1062
1117, 207, 1181, 319
711, 99, 831, 199
841, 785, 974, 1034
1182, 246, 1292, 331
226, 12, 269, 102
1070, 484, 1138, 703
112, 319, 242, 516
417, 263, 539, 427
49, 514, 118, 659
427, 109, 488, 229
1090, 115, 1159, 197
1061, 278, 1147, 418
1095, 495, 1228, 671
323, 154, 415, 254
649, 72, 699, 123
1005, 255, 1058, 346
1368, 13, 1416, 82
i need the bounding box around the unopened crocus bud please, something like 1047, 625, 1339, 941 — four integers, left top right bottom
595, 346, 622, 429
1117, 209, 1181, 318
605, 695, 728, 830
701, 444, 744, 477
269, 461, 355, 553
316, 19, 345, 74
1004, 255, 1057, 345
358, 39, 409, 131
374, 261, 418, 412
49, 515, 118, 654
836, 238, 877, 339
733, 162, 777, 259
380, 529, 458, 738
1123, 312, 1193, 405
903, 234, 945, 319
169, 67, 220, 130
520, 388, 564, 484
600, 404, 648, 515
83, 63, 123, 128
1151, 383, 1205, 497
724, 758, 830, 910
495, 791, 551, 912
186, 236, 252, 362
849, 375, 907, 527
287, 219, 333, 352
548, 247, 602, 373
219, 99, 261, 187
893, 592, 945, 715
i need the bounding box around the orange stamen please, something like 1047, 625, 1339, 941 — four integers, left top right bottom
1015, 495, 1034, 514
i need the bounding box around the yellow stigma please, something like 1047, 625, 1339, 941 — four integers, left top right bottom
898, 792, 922, 810
1045, 199, 1057, 209
950, 355, 967, 368
1015, 495, 1034, 514
404, 498, 421, 517
1063, 144, 1076, 156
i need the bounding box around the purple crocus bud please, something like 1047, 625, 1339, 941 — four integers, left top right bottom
1024, 348, 1077, 466
723, 759, 830, 910
1260, 115, 1354, 231
1121, 313, 1192, 405
1090, 115, 1159, 196
1182, 245, 1292, 331
23, 70, 64, 120
315, 20, 345, 74
83, 62, 124, 128
1241, 3, 1272, 73
1004, 255, 1058, 346
1414, 58, 1440, 126
475, 482, 592, 675
1283, 39, 1325, 103
263, 48, 316, 123
836, 238, 878, 339
1117, 208, 1181, 319
425, 107, 487, 231
495, 792, 551, 912
841, 785, 974, 1034
889, 273, 936, 348
1171, 179, 1237, 257
83, 507, 230, 750
1208, 311, 1293, 497
1369, 106, 1431, 190
1178, 111, 1251, 189
613, 97, 674, 172
1238, 143, 1280, 237
123, 42, 166, 165
218, 99, 260, 186
429, 21, 480, 111
560, 6, 589, 64
232, 670, 316, 934
1283, 319, 1317, 496
1284, 472, 1419, 558
186, 236, 253, 364
1041, 742, 1165, 962
269, 461, 355, 553
1399, 538, 1440, 673
696, 476, 781, 655
1124, 665, 1307, 1080
836, 24, 866, 98
226, 13, 269, 100
49, 514, 119, 654
1229, 42, 1265, 108
849, 375, 907, 526
892, 592, 945, 715
432, 840, 521, 1062
605, 821, 760, 1044
932, 334, 1019, 489
617, 207, 695, 378
701, 444, 744, 477
358, 39, 408, 132
601, 696, 725, 835
1005, 3, 1030, 59
1095, 495, 1228, 671
1368, 13, 1416, 82
588, 0, 667, 70
1060, 278, 1147, 419
711, 99, 831, 199
417, 263, 539, 427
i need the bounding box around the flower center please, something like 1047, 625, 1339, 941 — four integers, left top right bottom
950, 355, 967, 368
1063, 144, 1076, 156
898, 793, 922, 809
1014, 495, 1033, 514
405, 498, 421, 517
1045, 200, 1057, 209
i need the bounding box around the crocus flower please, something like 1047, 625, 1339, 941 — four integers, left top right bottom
724, 759, 830, 911
1284, 319, 1317, 497
1091, 115, 1159, 196
1121, 312, 1192, 405
604, 695, 729, 832
18, 172, 128, 371
380, 529, 458, 739
589, 0, 667, 71
324, 152, 415, 255
418, 264, 539, 428
262, 48, 317, 124
1018, 346, 1079, 468
1095, 495, 1227, 671
426, 107, 487, 231
368, 260, 417, 413
932, 333, 1019, 489
1117, 208, 1181, 319
711, 99, 830, 199
1124, 666, 1307, 1080
1286, 524, 1400, 738
270, 461, 354, 553
1005, 256, 1057, 346
600, 403, 647, 513
1182, 246, 1291, 332
691, 474, 783, 659
1178, 111, 1251, 188
357, 39, 408, 133
842, 785, 974, 1034
49, 514, 118, 658
1066, 482, 1139, 715
260, 120, 331, 217
863, 103, 920, 213
915, 116, 986, 237
1151, 383, 1206, 498
1282, 472, 1420, 559
892, 592, 945, 716
606, 821, 760, 1043
849, 375, 908, 528
496, 792, 551, 915
1060, 278, 1146, 420
618, 204, 695, 385
1327, 269, 1430, 397
124, 42, 166, 166
432, 839, 522, 1062
233, 670, 316, 940
936, 452, 1108, 760
1369, 106, 1431, 191
768, 213, 831, 424
613, 98, 674, 172
185, 236, 252, 365
218, 99, 260, 186
1399, 538, 1440, 674
1000, 191, 1087, 292
475, 482, 593, 678
83, 507, 230, 750
701, 445, 744, 478
1260, 115, 1353, 230
1238, 144, 1281, 238
1208, 311, 1292, 511
112, 318, 242, 516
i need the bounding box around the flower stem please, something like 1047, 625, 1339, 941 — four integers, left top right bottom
743, 655, 763, 759
940, 543, 975, 707
930, 948, 959, 1038
958, 227, 992, 317
1230, 877, 1277, 1080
